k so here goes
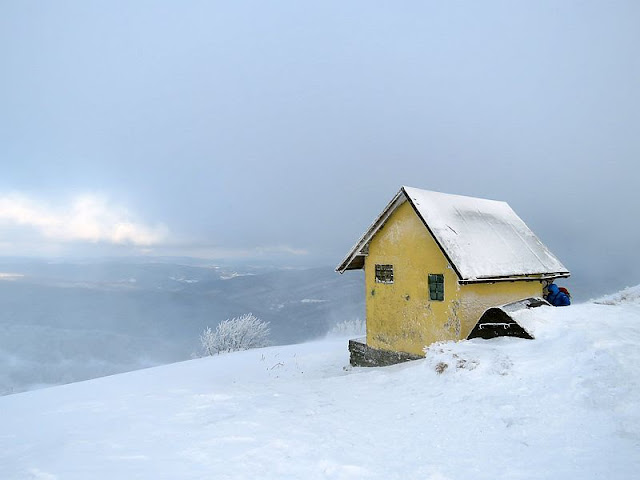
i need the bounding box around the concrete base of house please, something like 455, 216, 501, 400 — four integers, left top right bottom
348, 337, 423, 367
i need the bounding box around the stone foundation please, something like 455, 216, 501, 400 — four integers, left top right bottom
348, 338, 422, 367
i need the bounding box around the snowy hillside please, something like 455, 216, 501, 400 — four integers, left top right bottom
593, 284, 640, 305
1, 293, 639, 479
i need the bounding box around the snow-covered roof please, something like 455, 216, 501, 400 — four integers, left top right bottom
336, 186, 570, 282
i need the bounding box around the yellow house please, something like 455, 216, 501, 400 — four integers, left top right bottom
337, 186, 569, 362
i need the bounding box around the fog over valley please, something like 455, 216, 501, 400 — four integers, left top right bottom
0, 258, 362, 395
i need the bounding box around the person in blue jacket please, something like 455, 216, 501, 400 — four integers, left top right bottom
545, 283, 571, 306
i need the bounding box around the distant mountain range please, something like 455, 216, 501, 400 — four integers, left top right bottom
0, 258, 364, 395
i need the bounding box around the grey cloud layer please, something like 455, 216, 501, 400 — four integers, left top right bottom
0, 1, 638, 290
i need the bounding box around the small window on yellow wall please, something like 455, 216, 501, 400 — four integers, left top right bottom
428, 274, 444, 301
375, 264, 394, 284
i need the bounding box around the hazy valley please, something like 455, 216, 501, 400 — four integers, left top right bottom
0, 258, 363, 395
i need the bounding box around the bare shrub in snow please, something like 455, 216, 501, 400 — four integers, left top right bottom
435, 362, 449, 374
327, 318, 365, 338
200, 313, 270, 356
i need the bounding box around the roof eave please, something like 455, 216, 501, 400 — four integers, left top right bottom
458, 271, 571, 285
335, 188, 407, 273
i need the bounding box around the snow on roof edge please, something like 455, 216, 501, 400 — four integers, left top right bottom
403, 186, 569, 280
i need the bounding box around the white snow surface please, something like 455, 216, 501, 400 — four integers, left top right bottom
2, 299, 639, 479
593, 284, 640, 305
403, 187, 569, 280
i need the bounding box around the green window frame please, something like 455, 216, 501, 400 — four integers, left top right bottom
375, 264, 394, 284
428, 274, 444, 301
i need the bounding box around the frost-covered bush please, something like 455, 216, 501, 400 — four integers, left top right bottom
327, 318, 365, 338
200, 313, 270, 356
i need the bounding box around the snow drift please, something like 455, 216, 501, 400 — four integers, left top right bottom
593, 284, 640, 305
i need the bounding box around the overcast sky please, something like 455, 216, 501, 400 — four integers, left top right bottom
0, 1, 638, 289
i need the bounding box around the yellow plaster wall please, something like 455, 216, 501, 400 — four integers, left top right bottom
457, 281, 542, 338
365, 201, 459, 356
364, 200, 544, 356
